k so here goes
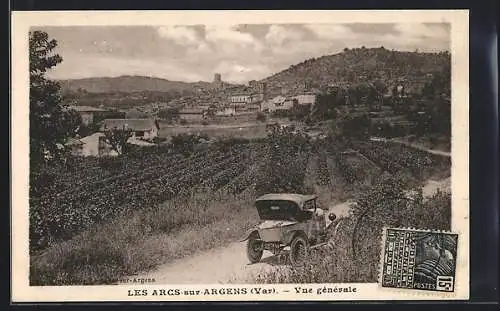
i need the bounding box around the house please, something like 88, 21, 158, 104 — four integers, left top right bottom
230, 93, 252, 104
64, 137, 84, 156
250, 93, 264, 103
69, 105, 108, 126
215, 107, 236, 116
68, 132, 119, 157
261, 96, 295, 112
235, 103, 261, 115
69, 105, 126, 126
178, 108, 206, 122
100, 119, 160, 140
292, 94, 316, 106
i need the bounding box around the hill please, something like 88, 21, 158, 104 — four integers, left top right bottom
259, 47, 451, 96
58, 75, 217, 93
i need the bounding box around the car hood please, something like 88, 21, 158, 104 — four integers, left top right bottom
258, 220, 297, 229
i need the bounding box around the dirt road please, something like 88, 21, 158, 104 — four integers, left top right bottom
125, 202, 351, 285
125, 179, 449, 285
370, 137, 451, 157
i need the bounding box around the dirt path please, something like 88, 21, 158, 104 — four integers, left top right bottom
370, 137, 451, 157
125, 179, 449, 285
125, 202, 351, 285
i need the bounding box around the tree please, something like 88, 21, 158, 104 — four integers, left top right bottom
29, 30, 81, 165
158, 107, 180, 122
103, 127, 133, 155
311, 93, 337, 120
256, 111, 267, 122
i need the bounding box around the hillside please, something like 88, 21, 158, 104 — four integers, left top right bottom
58, 75, 217, 93
260, 47, 451, 96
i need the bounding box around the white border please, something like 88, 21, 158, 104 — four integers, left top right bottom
11, 10, 469, 302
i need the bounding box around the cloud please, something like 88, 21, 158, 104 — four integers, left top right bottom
204, 25, 264, 54
213, 60, 271, 83
205, 25, 255, 44
157, 26, 200, 46
265, 25, 304, 46
394, 23, 449, 40
304, 24, 354, 40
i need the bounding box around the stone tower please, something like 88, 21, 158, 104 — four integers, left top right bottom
213, 73, 221, 83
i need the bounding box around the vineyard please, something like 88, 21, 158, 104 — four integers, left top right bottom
30, 142, 268, 251
30, 129, 451, 285
30, 132, 451, 252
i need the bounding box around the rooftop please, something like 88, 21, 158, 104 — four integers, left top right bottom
179, 108, 205, 114
256, 193, 318, 206
100, 119, 158, 131
70, 105, 108, 112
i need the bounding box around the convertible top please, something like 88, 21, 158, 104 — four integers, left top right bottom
255, 193, 318, 208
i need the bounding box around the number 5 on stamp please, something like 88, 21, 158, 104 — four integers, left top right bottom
436, 276, 454, 292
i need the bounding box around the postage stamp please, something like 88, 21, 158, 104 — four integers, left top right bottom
380, 228, 458, 292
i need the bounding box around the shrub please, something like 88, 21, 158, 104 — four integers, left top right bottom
255, 126, 311, 196
171, 133, 198, 155
256, 112, 267, 122
98, 156, 124, 171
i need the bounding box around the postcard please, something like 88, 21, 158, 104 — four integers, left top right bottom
11, 9, 469, 302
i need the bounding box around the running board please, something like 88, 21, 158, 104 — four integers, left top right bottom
310, 242, 328, 249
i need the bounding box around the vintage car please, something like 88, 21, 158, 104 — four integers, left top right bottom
240, 193, 338, 266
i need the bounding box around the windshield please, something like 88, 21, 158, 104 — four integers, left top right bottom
255, 200, 302, 221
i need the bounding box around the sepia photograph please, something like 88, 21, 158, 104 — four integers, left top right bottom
12, 10, 469, 302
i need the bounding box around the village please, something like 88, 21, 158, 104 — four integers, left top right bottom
64, 70, 416, 158
64, 72, 324, 157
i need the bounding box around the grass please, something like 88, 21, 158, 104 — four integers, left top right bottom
159, 124, 268, 141
30, 189, 259, 285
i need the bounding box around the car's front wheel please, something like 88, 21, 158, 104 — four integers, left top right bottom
247, 234, 263, 264
289, 235, 308, 266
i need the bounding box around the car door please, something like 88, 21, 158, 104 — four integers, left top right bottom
302, 199, 319, 242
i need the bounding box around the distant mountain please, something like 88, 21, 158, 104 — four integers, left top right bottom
259, 47, 451, 96
58, 75, 221, 94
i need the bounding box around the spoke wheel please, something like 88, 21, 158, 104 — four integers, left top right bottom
247, 235, 263, 264
289, 235, 308, 266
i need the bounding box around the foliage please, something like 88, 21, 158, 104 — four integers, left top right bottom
262, 47, 450, 98
351, 140, 449, 183
311, 93, 339, 121
329, 109, 371, 143
158, 107, 180, 121
256, 125, 312, 196
288, 102, 312, 121
29, 30, 81, 165
170, 133, 209, 156
103, 127, 133, 155
256, 111, 267, 122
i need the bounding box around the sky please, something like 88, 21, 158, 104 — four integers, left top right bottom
36, 23, 450, 84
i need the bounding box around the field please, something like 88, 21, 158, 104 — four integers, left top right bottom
30, 130, 451, 285
159, 123, 269, 140
158, 117, 295, 140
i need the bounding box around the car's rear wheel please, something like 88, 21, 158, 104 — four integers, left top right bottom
289, 235, 308, 266
247, 234, 263, 264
